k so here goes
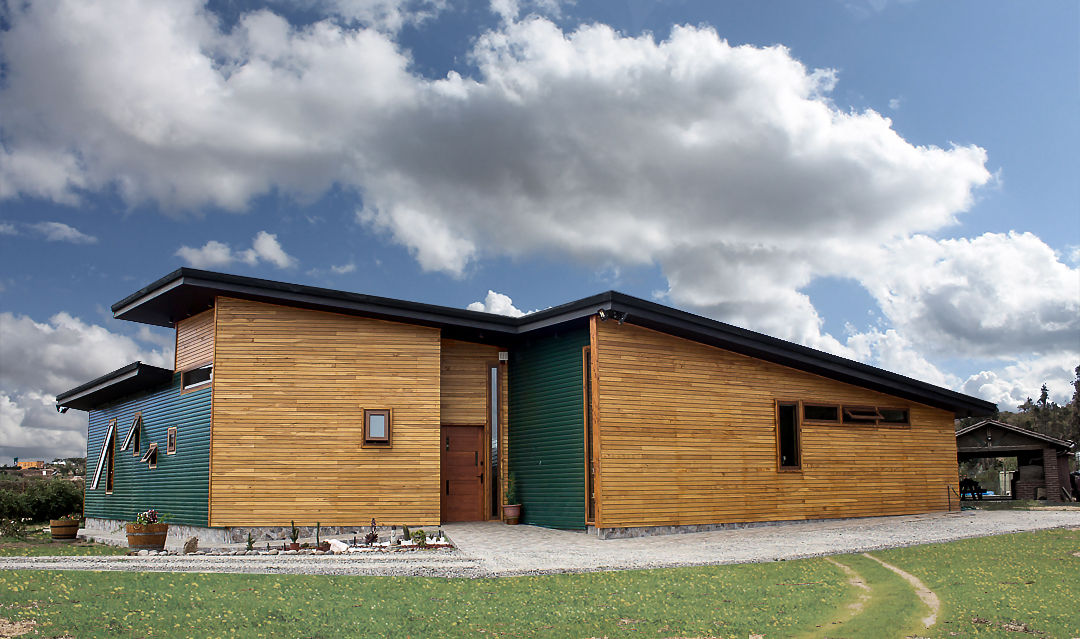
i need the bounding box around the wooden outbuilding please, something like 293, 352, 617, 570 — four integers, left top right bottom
956, 420, 1076, 501
58, 269, 996, 539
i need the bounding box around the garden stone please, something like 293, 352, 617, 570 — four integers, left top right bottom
137, 550, 149, 556
328, 539, 348, 553
183, 536, 199, 554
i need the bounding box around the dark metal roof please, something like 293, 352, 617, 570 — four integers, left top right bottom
103, 268, 997, 417
956, 419, 1075, 451
55, 362, 174, 411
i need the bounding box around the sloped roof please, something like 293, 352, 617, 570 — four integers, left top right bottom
55, 362, 173, 411
956, 419, 1075, 451
74, 268, 1000, 417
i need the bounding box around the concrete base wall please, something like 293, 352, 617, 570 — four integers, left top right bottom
83, 518, 411, 547
588, 514, 940, 539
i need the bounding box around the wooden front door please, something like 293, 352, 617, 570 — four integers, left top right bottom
441, 425, 484, 522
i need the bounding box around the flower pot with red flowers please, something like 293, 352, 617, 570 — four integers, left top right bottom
126, 509, 168, 551
49, 515, 81, 541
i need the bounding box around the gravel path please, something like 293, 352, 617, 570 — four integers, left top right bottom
1, 510, 1077, 578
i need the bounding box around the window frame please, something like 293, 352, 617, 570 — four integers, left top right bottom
775, 400, 802, 472
141, 442, 159, 469
361, 409, 392, 448
802, 404, 841, 424
166, 427, 177, 455
121, 414, 143, 456
180, 363, 212, 393
91, 419, 117, 491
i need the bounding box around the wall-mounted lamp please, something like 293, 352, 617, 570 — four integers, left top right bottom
597, 308, 608, 321
55, 405, 68, 414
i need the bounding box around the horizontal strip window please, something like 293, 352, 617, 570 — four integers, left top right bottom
181, 364, 212, 391
803, 403, 909, 426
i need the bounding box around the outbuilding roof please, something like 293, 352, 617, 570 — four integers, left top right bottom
55, 362, 173, 411
82, 268, 998, 417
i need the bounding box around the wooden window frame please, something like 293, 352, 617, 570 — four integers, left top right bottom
180, 363, 212, 394
361, 409, 392, 448
877, 407, 910, 426
166, 427, 177, 455
775, 400, 802, 472
91, 419, 117, 491
141, 443, 159, 469
802, 404, 841, 424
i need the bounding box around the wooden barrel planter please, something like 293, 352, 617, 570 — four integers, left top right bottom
126, 523, 169, 551
49, 519, 79, 541
502, 504, 521, 525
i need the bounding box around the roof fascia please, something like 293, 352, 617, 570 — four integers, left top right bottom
956, 419, 1074, 449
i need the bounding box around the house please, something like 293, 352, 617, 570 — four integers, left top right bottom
956, 420, 1076, 501
58, 268, 996, 541
16, 460, 45, 470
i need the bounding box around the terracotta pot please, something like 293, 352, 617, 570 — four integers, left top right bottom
502, 504, 521, 525
126, 523, 168, 551
288, 542, 300, 551
49, 519, 79, 541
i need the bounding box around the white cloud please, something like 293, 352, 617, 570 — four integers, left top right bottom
29, 221, 98, 244
467, 290, 527, 317
331, 262, 357, 274
888, 97, 901, 110
0, 223, 17, 235
1, 2, 1070, 402
176, 231, 297, 269
0, 311, 173, 460
284, 0, 448, 32
961, 353, 1078, 410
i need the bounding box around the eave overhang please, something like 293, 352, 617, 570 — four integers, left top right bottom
107, 269, 997, 418
56, 362, 174, 412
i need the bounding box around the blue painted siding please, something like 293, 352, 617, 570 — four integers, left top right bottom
84, 375, 211, 526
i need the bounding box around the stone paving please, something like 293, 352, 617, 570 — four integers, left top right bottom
0, 509, 1077, 577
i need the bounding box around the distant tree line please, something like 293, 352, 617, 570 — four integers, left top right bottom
957, 365, 1080, 445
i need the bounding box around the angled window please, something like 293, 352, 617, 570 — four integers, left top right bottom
776, 402, 801, 470
166, 427, 177, 454
91, 419, 117, 490
181, 364, 212, 391
878, 408, 910, 425
843, 407, 884, 425
121, 414, 143, 456
362, 409, 391, 447
141, 442, 159, 469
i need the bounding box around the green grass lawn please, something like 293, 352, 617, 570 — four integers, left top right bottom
0, 528, 1077, 638
0, 526, 128, 557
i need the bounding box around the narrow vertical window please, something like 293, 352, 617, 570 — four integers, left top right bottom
777, 402, 801, 470
490, 365, 500, 518
91, 419, 117, 490
133, 419, 141, 456
105, 439, 115, 493
166, 427, 177, 454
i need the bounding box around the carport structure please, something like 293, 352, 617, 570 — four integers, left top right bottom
956, 420, 1075, 501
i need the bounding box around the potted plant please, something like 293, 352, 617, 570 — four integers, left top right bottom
288, 520, 300, 551
502, 473, 521, 525
49, 513, 81, 541
126, 509, 168, 551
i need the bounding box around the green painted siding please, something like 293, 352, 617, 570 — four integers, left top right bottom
85, 375, 211, 526
508, 325, 589, 530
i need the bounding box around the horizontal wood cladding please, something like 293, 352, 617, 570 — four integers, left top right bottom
594, 321, 957, 529
440, 339, 499, 425
209, 297, 441, 527
175, 309, 215, 372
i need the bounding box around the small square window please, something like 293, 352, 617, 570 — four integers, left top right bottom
141, 443, 159, 469
363, 409, 392, 447
166, 427, 177, 454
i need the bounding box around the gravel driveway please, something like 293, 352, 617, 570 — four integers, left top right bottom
1, 510, 1077, 578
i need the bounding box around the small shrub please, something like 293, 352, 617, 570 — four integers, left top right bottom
0, 478, 82, 522
0, 518, 27, 538
289, 520, 299, 543
246, 532, 255, 551
401, 524, 410, 540
411, 529, 427, 547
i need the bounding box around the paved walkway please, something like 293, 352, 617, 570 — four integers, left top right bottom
1, 510, 1077, 577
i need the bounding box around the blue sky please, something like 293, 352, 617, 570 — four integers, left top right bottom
1, 0, 1077, 461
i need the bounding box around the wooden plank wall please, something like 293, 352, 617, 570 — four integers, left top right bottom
175, 309, 214, 371
440, 338, 508, 520
209, 297, 442, 527
593, 321, 958, 529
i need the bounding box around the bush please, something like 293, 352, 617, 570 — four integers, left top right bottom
0, 518, 27, 538
0, 478, 82, 522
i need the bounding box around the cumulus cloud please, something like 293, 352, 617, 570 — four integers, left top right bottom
1, 2, 1072, 405
961, 353, 1078, 409
0, 312, 173, 460
29, 221, 98, 244
467, 290, 528, 317
330, 262, 357, 274
176, 231, 297, 269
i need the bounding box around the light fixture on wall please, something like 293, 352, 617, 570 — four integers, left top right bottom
597, 308, 608, 321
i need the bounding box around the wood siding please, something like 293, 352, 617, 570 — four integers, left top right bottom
175, 309, 214, 372
440, 339, 508, 520
593, 321, 958, 529
209, 297, 441, 527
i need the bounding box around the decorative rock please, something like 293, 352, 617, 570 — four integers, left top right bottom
137, 550, 149, 556
183, 536, 199, 555
268, 550, 279, 555
327, 539, 348, 553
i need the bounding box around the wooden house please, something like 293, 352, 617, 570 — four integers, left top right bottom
57, 269, 995, 539
956, 420, 1075, 501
